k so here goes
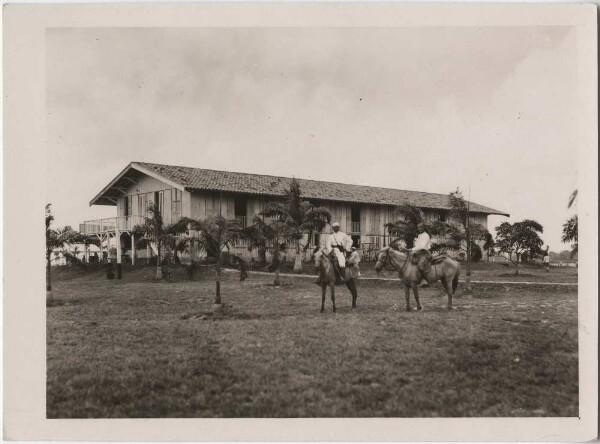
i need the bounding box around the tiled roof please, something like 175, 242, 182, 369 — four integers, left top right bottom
133, 161, 509, 216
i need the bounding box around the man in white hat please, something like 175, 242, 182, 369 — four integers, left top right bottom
325, 222, 354, 280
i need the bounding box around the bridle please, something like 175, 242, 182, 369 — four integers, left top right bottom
379, 246, 410, 274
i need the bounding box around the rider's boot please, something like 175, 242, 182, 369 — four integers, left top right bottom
337, 266, 346, 284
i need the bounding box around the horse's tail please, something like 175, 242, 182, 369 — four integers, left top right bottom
452, 265, 460, 293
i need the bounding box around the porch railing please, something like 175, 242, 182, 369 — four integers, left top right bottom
235, 215, 248, 228
80, 215, 145, 235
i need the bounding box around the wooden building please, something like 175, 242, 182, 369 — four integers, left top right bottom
82, 162, 509, 264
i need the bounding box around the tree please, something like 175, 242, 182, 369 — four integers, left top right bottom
561, 215, 578, 258
483, 232, 495, 262
242, 215, 292, 286
135, 203, 187, 280
45, 204, 77, 298
184, 214, 242, 305
440, 189, 490, 291
259, 179, 330, 273
495, 219, 544, 275
561, 190, 578, 259
384, 203, 425, 248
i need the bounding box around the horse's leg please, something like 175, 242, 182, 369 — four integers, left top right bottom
346, 280, 357, 309
331, 284, 336, 313
447, 272, 455, 311
320, 283, 326, 313
404, 284, 411, 311
440, 276, 449, 295
411, 282, 422, 311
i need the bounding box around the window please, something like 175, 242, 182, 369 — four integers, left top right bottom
126, 196, 132, 217
171, 189, 182, 221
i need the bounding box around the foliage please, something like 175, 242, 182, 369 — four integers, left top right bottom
182, 214, 244, 303
483, 232, 495, 260
384, 203, 425, 248
495, 219, 544, 274
249, 179, 331, 275
136, 203, 188, 279
561, 215, 578, 258
46, 204, 80, 293
470, 242, 483, 262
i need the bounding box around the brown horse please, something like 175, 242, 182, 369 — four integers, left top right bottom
314, 250, 358, 313
374, 247, 460, 311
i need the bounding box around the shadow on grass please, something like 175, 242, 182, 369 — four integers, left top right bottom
47, 299, 81, 308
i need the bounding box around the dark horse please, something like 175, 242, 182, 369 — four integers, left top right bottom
374, 247, 460, 310
314, 249, 358, 313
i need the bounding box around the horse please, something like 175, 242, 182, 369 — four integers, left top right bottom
314, 249, 358, 313
374, 246, 460, 311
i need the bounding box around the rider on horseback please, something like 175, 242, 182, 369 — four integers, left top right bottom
326, 222, 354, 282
411, 223, 432, 286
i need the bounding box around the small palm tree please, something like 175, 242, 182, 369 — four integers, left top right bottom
561, 215, 578, 258
446, 188, 490, 291
384, 203, 424, 248
242, 215, 292, 286
45, 204, 77, 299
260, 179, 330, 273
137, 203, 184, 280
185, 215, 242, 305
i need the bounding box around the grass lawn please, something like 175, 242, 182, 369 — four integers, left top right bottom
47, 264, 578, 418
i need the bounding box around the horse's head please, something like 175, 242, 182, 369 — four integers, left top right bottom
374, 246, 391, 274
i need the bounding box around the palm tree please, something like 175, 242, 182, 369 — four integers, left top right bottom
561, 215, 578, 258
445, 188, 490, 292
45, 204, 76, 299
184, 214, 242, 305
384, 203, 424, 248
259, 179, 330, 273
137, 203, 185, 280
242, 215, 292, 286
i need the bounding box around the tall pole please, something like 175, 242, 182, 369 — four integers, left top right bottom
115, 223, 122, 279
131, 233, 136, 266
465, 186, 472, 293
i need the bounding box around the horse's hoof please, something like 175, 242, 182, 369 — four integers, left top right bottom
320, 308, 324, 313
406, 308, 411, 312
417, 306, 422, 311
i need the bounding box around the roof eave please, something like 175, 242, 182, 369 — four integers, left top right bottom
90, 162, 186, 206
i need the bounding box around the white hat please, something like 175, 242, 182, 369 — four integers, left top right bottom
332, 222, 340, 228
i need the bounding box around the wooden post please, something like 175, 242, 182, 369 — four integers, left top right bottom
115, 223, 122, 279
131, 233, 136, 266
106, 232, 111, 263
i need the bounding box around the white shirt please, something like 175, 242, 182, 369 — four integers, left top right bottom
543, 255, 550, 263
348, 250, 361, 265
413, 231, 431, 252
326, 231, 353, 253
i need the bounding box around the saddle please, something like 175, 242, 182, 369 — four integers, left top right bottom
410, 251, 446, 265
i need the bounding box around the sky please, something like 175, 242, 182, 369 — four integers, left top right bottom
46, 26, 578, 251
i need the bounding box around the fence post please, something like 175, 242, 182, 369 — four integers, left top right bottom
116, 222, 122, 279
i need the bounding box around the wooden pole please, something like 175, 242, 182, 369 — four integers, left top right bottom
106, 232, 111, 263
131, 233, 136, 266
116, 223, 122, 279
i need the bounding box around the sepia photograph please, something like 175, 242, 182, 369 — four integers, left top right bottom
4, 3, 597, 441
